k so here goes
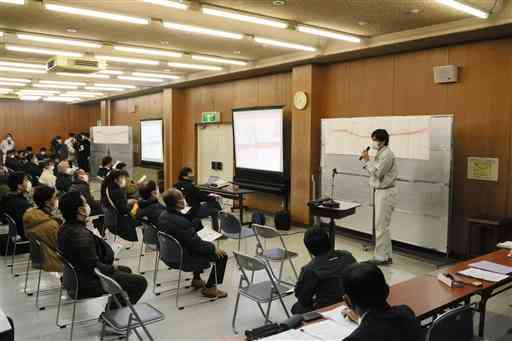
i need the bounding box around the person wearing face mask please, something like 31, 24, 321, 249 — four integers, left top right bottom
0, 172, 33, 239
23, 185, 62, 272
159, 188, 228, 298
359, 129, 398, 266
57, 191, 147, 311
4, 150, 19, 171
136, 180, 166, 227
1, 133, 15, 164
97, 156, 113, 179
175, 166, 222, 231
36, 147, 50, 163
55, 160, 73, 193
23, 154, 42, 186
114, 162, 138, 198
38, 161, 57, 188
70, 169, 101, 216
341, 262, 423, 341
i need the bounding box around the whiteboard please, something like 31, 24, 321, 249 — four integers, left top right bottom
197, 124, 234, 184
321, 115, 453, 253
92, 126, 129, 145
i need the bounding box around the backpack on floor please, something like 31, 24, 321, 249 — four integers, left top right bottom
251, 210, 266, 226
274, 210, 290, 231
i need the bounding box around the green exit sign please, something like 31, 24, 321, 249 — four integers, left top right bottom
201, 111, 220, 123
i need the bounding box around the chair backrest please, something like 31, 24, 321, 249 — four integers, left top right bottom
3, 213, 18, 238
28, 236, 44, 266
426, 305, 475, 341
233, 251, 266, 275
252, 224, 281, 240
94, 268, 126, 297
157, 231, 182, 268
32, 234, 62, 272
219, 211, 242, 235
54, 250, 79, 298
141, 220, 159, 246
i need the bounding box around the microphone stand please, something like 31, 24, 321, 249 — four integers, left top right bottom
323, 168, 340, 208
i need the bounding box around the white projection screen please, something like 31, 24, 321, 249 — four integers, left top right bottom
140, 119, 163, 164
233, 107, 284, 173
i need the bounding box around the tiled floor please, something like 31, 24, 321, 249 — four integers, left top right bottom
1, 217, 512, 340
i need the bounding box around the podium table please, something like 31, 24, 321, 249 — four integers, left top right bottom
308, 200, 359, 249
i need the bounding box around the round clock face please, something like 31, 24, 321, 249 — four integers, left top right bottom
294, 91, 308, 110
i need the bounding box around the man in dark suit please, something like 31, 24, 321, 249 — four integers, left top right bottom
0, 172, 33, 239
291, 228, 357, 314
136, 180, 165, 227
342, 262, 424, 341
158, 188, 228, 298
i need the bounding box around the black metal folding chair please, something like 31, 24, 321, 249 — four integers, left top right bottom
426, 304, 485, 341
137, 219, 159, 274
3, 213, 29, 277
219, 211, 255, 252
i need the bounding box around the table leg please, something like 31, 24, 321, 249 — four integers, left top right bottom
239, 194, 244, 225
329, 218, 335, 250
478, 292, 490, 337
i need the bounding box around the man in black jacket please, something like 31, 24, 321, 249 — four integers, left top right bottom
136, 180, 165, 227
55, 160, 73, 193
4, 150, 19, 171
70, 169, 101, 215
292, 228, 356, 314
0, 172, 32, 239
175, 167, 221, 231
342, 262, 424, 341
57, 191, 147, 307
159, 188, 228, 298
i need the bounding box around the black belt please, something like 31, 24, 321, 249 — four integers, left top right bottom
375, 185, 395, 190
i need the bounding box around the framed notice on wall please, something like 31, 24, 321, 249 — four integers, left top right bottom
467, 157, 499, 181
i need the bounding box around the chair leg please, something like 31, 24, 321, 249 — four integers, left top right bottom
278, 261, 284, 280
10, 242, 16, 275
137, 240, 145, 274
99, 321, 106, 341
289, 258, 299, 280
124, 314, 132, 341
35, 269, 44, 310
23, 258, 32, 296
152, 253, 160, 295
176, 269, 182, 310
264, 300, 273, 324
231, 292, 241, 334
69, 299, 78, 341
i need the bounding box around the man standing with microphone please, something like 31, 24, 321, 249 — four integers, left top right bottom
360, 129, 398, 266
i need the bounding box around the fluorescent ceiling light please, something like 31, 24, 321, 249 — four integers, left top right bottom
18, 90, 59, 95
98, 70, 124, 75
64, 91, 104, 97
19, 95, 41, 101
254, 37, 316, 52
0, 32, 3, 37
0, 60, 46, 69
202, 7, 287, 29
39, 80, 86, 86
113, 46, 182, 58
34, 84, 78, 89
436, 0, 489, 18
163, 22, 243, 40
0, 88, 13, 93
94, 83, 137, 89
16, 34, 102, 48
5, 44, 83, 57
296, 25, 361, 43
0, 0, 25, 4
168, 62, 222, 71
0, 66, 46, 74
132, 72, 180, 79
43, 96, 80, 102
0, 77, 30, 83
117, 76, 163, 83
142, 0, 188, 10
96, 55, 159, 65
56, 72, 110, 79
44, 3, 149, 25
85, 86, 125, 92
191, 55, 247, 66
0, 81, 26, 87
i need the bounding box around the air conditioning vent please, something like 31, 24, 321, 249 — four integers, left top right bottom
47, 56, 106, 73
73, 59, 99, 67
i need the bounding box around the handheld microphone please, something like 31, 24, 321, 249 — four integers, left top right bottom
331, 168, 338, 177
359, 146, 370, 160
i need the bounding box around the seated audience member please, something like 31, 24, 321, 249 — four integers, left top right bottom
1, 133, 15, 163
4, 150, 19, 171
70, 169, 101, 215
113, 162, 138, 198
23, 185, 62, 272
292, 228, 357, 314
0, 172, 32, 239
159, 188, 228, 298
23, 154, 42, 185
175, 167, 221, 231
57, 191, 147, 306
342, 262, 424, 341
97, 156, 113, 179
55, 160, 73, 193
137, 180, 165, 227
36, 147, 50, 163
38, 161, 56, 188
0, 166, 9, 200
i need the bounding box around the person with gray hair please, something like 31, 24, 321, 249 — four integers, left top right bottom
55, 160, 73, 193
70, 169, 101, 215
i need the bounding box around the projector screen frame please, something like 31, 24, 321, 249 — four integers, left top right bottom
231, 105, 290, 193
139, 118, 164, 167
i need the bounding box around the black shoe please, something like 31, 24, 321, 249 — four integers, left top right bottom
368, 258, 393, 266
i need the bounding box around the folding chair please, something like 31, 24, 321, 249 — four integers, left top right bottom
426, 304, 484, 341
219, 211, 255, 251
3, 213, 29, 277
232, 251, 295, 334
94, 268, 165, 341
252, 224, 299, 280
137, 219, 159, 274
153, 231, 219, 310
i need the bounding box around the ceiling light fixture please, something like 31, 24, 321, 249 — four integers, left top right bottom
117, 76, 164, 82
0, 77, 31, 83
19, 95, 41, 101
16, 34, 102, 48
113, 46, 182, 58
272, 0, 286, 6
57, 72, 110, 79
95, 55, 160, 65
5, 44, 83, 57
142, 0, 188, 10
132, 72, 180, 79
18, 90, 59, 95
44, 3, 149, 24
34, 84, 78, 89
435, 0, 489, 18
63, 92, 103, 98
0, 66, 46, 74
94, 83, 137, 89
0, 0, 25, 4
201, 7, 288, 29
0, 60, 46, 69
98, 70, 124, 75
163, 22, 244, 40
43, 96, 80, 102
191, 54, 248, 66
167, 62, 222, 71
0, 81, 26, 87
0, 88, 13, 93
296, 25, 361, 43
84, 86, 125, 92
254, 37, 316, 52
39, 80, 86, 86
0, 32, 3, 37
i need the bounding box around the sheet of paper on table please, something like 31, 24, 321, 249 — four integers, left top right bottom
469, 260, 512, 275
458, 268, 509, 282
0, 308, 11, 333
321, 306, 358, 331
197, 228, 223, 242
261, 329, 318, 340
301, 319, 356, 340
